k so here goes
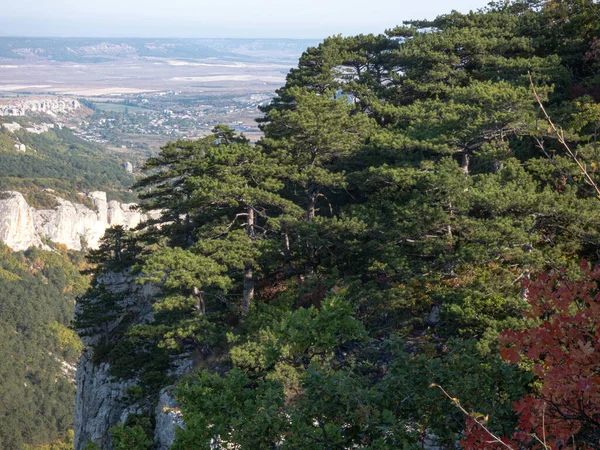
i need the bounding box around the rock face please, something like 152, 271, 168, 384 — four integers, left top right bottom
0, 97, 81, 117
2, 122, 21, 132
75, 271, 155, 449
0, 191, 148, 251
24, 122, 55, 134
0, 191, 45, 250
155, 388, 185, 450
74, 270, 188, 450
74, 353, 137, 450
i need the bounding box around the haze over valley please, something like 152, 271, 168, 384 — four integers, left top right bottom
0, 37, 320, 149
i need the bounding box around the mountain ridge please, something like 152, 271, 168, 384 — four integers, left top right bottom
0, 37, 321, 64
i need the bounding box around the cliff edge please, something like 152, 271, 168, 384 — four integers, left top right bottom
0, 191, 147, 251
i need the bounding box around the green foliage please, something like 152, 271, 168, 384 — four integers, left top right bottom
85, 225, 141, 272
141, 247, 231, 291
74, 1, 600, 448
24, 430, 74, 450
174, 295, 368, 449
261, 87, 375, 221
175, 298, 530, 448
75, 286, 126, 344
48, 321, 84, 361
82, 440, 100, 450
0, 245, 87, 449
109, 416, 153, 450
0, 125, 135, 202
228, 295, 366, 386
75, 282, 174, 395
174, 369, 287, 449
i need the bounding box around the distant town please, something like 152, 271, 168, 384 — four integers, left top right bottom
73, 90, 271, 152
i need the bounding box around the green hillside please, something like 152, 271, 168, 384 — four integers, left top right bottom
0, 245, 87, 449
0, 102, 135, 450
0, 121, 136, 206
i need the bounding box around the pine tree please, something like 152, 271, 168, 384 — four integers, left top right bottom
261, 87, 375, 274
137, 126, 299, 315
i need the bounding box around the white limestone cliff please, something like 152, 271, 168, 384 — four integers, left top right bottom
0, 191, 148, 251
0, 191, 46, 250
0, 97, 81, 117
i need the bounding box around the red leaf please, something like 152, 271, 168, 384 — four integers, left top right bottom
499, 346, 521, 364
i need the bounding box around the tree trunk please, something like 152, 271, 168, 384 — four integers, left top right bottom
114, 235, 121, 261
283, 232, 294, 274
242, 206, 255, 314
492, 159, 503, 173
447, 202, 454, 238
520, 244, 533, 301
192, 286, 205, 315
461, 151, 470, 175
307, 184, 318, 221
185, 213, 194, 247
305, 185, 318, 275
242, 263, 254, 314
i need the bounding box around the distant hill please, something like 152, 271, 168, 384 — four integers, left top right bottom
0, 37, 321, 64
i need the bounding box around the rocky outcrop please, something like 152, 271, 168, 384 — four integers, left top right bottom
2, 122, 21, 132
0, 97, 81, 117
0, 191, 148, 251
74, 352, 138, 450
0, 191, 45, 250
75, 271, 151, 449
74, 270, 189, 450
24, 122, 55, 134
155, 388, 184, 450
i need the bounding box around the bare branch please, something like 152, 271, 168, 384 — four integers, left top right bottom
528, 72, 600, 198
430, 383, 515, 450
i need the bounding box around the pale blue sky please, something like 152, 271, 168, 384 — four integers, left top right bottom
1, 0, 490, 39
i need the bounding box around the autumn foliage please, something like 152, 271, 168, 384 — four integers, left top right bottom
463, 261, 600, 449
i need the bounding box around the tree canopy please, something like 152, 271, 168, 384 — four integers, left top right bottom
79, 1, 600, 448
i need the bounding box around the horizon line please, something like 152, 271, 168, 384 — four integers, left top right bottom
0, 35, 328, 41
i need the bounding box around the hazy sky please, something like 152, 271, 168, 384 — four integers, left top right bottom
1, 0, 490, 39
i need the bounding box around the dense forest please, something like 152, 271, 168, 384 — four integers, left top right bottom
78, 0, 600, 448
0, 124, 136, 205
0, 245, 87, 449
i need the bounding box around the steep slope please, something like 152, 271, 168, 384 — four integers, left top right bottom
0, 246, 86, 449
0, 100, 140, 449
74, 1, 600, 448
0, 118, 136, 205
74, 270, 187, 450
